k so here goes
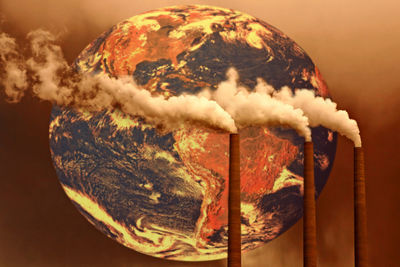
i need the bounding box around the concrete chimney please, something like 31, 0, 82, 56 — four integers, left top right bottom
228, 133, 241, 267
303, 141, 317, 267
354, 147, 368, 267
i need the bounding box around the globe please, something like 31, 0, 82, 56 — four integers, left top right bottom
49, 5, 337, 261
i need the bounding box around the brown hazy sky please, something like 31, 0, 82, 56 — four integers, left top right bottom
0, 0, 399, 266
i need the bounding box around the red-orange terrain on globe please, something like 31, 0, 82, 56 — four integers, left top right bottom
49, 5, 337, 261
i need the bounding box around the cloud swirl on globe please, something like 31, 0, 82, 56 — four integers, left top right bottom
49, 5, 337, 261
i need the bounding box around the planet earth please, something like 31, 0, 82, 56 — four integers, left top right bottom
49, 5, 337, 261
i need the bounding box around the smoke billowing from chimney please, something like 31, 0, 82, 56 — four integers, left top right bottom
202, 68, 312, 141
0, 28, 361, 147
0, 32, 28, 102
275, 87, 362, 147
0, 29, 313, 139
0, 29, 237, 133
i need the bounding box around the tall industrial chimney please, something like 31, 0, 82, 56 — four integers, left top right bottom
354, 147, 368, 267
228, 133, 241, 267
303, 141, 317, 267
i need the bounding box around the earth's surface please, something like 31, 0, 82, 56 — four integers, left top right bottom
49, 5, 337, 261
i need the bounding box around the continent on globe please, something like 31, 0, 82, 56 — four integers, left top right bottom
49, 5, 337, 261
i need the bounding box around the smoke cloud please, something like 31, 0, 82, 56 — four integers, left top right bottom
0, 32, 28, 102
0, 28, 312, 139
274, 87, 362, 147
0, 28, 360, 146
201, 68, 312, 141
201, 68, 361, 146
0, 29, 237, 133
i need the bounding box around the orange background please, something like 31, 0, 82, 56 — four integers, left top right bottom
0, 1, 399, 266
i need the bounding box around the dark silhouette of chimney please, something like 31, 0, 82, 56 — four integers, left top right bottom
228, 133, 241, 267
354, 147, 368, 267
303, 141, 317, 267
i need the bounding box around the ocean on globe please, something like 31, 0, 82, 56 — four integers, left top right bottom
49, 5, 337, 261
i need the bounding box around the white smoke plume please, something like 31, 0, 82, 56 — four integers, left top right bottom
274, 87, 362, 147
199, 68, 361, 147
201, 68, 312, 141
0, 29, 237, 133
0, 28, 361, 146
0, 32, 28, 102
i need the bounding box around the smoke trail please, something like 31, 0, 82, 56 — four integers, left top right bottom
0, 29, 237, 133
274, 87, 362, 147
199, 67, 360, 146
204, 68, 312, 141
1, 28, 360, 145
0, 29, 312, 139
0, 32, 28, 102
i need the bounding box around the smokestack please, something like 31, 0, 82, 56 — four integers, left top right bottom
303, 142, 317, 267
354, 147, 368, 267
228, 133, 241, 267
